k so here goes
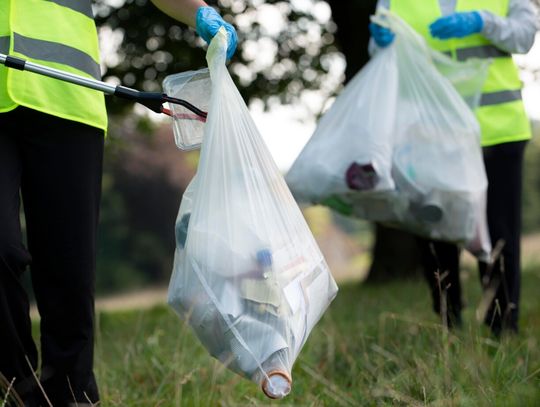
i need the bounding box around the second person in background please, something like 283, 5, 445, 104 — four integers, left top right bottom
369, 0, 538, 336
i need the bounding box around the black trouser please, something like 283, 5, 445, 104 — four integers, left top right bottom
419, 140, 527, 334
0, 107, 104, 406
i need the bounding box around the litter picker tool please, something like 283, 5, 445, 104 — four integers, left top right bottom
0, 53, 208, 121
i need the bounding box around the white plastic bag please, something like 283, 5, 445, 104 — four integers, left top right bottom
286, 10, 491, 259
167, 28, 338, 399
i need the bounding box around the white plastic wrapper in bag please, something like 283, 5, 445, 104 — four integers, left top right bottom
286, 10, 491, 260
167, 28, 338, 399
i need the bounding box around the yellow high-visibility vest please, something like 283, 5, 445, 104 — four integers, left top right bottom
391, 0, 531, 147
0, 0, 107, 132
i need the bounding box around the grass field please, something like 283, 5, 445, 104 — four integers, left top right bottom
91, 268, 540, 406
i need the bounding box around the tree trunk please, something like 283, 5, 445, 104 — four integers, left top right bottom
326, 0, 375, 81
367, 224, 423, 282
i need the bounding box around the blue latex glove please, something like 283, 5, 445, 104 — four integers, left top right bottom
369, 22, 395, 48
196, 6, 238, 60
430, 11, 484, 39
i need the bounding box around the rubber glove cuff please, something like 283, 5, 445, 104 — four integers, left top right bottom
196, 6, 238, 60
369, 22, 395, 48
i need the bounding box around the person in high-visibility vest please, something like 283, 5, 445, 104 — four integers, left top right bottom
369, 0, 538, 335
0, 1, 237, 405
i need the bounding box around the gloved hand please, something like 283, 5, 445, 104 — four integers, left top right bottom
429, 11, 484, 39
196, 6, 238, 60
369, 22, 395, 48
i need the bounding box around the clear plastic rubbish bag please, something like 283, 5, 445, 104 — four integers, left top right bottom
167, 28, 338, 399
163, 68, 211, 150
286, 10, 491, 260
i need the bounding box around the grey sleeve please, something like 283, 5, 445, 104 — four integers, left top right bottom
377, 0, 390, 9
368, 0, 391, 56
479, 0, 539, 54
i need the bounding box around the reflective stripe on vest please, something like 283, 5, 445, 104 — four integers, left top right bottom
391, 0, 531, 146
480, 90, 522, 106
0, 36, 8, 53
444, 45, 511, 61
443, 46, 524, 106
47, 0, 94, 19
10, 33, 101, 80
0, 0, 107, 131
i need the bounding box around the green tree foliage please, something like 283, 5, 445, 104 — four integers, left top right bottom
94, 0, 340, 113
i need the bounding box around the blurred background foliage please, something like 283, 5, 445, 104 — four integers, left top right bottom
91, 0, 540, 294
94, 0, 342, 114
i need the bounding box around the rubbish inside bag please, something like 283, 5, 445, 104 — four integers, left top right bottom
167, 28, 338, 399
346, 162, 380, 191
175, 213, 190, 249
170, 191, 335, 384
286, 10, 491, 260
170, 213, 336, 398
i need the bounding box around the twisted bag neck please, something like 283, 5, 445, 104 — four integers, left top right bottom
372, 9, 431, 59
206, 27, 229, 84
